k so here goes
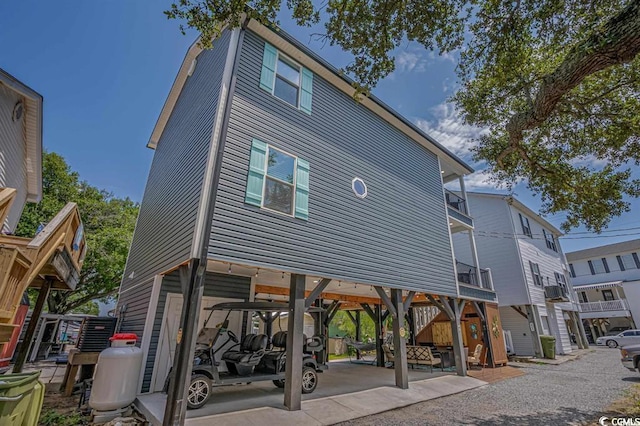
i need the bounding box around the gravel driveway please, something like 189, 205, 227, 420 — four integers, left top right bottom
338, 347, 640, 425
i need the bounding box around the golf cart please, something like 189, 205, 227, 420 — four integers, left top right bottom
174, 301, 326, 409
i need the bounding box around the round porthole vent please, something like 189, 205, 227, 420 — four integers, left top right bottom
352, 177, 368, 199
12, 101, 24, 122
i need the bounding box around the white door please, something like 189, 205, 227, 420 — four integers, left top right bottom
151, 294, 242, 392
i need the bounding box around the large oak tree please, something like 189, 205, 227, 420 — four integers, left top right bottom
16, 152, 138, 314
166, 0, 640, 232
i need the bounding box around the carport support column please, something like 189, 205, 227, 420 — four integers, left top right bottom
448, 298, 467, 377
284, 274, 305, 411
390, 289, 409, 389
375, 305, 385, 367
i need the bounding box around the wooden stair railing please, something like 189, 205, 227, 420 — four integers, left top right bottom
0, 201, 86, 344
0, 187, 17, 230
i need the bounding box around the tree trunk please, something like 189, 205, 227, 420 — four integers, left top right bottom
504, 0, 640, 147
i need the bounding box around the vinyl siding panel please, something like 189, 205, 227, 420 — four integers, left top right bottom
120, 31, 232, 292
209, 30, 456, 295
0, 83, 27, 232
622, 281, 640, 328
140, 271, 251, 393
510, 204, 575, 307
454, 195, 528, 305
549, 305, 572, 354
499, 306, 535, 356
117, 279, 154, 342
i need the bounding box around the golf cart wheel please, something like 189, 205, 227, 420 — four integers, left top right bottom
607, 340, 618, 348
301, 366, 318, 394
187, 374, 211, 409
273, 379, 285, 388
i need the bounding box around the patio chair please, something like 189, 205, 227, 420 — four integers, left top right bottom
382, 344, 394, 367
467, 343, 484, 369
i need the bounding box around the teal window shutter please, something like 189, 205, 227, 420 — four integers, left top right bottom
295, 158, 310, 220
260, 43, 278, 92
300, 68, 313, 114
245, 139, 268, 206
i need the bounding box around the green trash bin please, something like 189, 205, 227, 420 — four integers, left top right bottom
540, 335, 556, 359
0, 371, 45, 426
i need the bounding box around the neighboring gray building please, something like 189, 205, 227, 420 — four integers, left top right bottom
451, 193, 587, 357
116, 19, 500, 413
566, 239, 640, 338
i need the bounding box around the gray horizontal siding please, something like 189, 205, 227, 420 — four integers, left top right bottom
117, 279, 154, 343
209, 30, 456, 295
120, 31, 232, 292
141, 271, 251, 392
0, 83, 27, 233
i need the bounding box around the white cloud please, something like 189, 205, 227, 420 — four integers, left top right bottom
395, 51, 427, 74
444, 169, 499, 191
414, 102, 488, 159
570, 155, 610, 169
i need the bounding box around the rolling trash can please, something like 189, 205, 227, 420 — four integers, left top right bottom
0, 371, 45, 426
540, 335, 556, 359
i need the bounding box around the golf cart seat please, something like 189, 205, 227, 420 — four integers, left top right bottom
222, 333, 268, 366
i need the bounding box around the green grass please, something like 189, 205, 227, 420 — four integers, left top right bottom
39, 410, 88, 426
329, 353, 351, 360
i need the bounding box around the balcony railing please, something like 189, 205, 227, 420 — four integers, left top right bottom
456, 261, 493, 290
579, 299, 629, 313
445, 189, 468, 215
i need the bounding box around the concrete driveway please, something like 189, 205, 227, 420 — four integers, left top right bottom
339, 347, 640, 425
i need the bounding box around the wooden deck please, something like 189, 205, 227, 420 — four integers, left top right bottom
467, 365, 525, 384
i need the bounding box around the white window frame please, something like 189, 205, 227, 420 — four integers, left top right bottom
271, 52, 302, 109
261, 145, 298, 217
591, 258, 608, 274
530, 261, 543, 286
619, 253, 639, 270
519, 213, 532, 238
543, 229, 557, 252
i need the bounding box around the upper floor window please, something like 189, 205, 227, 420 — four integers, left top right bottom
617, 253, 640, 271
569, 263, 576, 278
519, 213, 532, 238
529, 261, 543, 286
244, 138, 310, 220
588, 258, 609, 275
601, 289, 615, 301
578, 291, 588, 303
260, 42, 313, 114
274, 57, 301, 108
543, 229, 557, 252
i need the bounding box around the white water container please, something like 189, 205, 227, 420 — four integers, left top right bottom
89, 333, 143, 411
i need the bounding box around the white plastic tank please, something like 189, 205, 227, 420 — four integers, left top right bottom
89, 333, 143, 411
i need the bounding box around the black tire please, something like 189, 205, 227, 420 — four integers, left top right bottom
273, 379, 286, 388
301, 366, 318, 394
187, 374, 211, 409
607, 340, 618, 348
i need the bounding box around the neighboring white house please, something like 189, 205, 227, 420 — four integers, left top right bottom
566, 239, 640, 339
452, 192, 587, 357
0, 68, 43, 233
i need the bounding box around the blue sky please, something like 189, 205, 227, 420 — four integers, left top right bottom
1, 1, 638, 252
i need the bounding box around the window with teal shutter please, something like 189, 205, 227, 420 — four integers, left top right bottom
244, 139, 309, 220
260, 43, 278, 92
260, 42, 314, 113
245, 139, 268, 206
295, 159, 310, 220
300, 68, 313, 114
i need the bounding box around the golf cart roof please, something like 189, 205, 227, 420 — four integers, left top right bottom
204, 301, 323, 312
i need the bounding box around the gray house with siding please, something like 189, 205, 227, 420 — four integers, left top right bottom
117, 19, 501, 415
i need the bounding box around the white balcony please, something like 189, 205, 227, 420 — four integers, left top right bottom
578, 299, 632, 319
